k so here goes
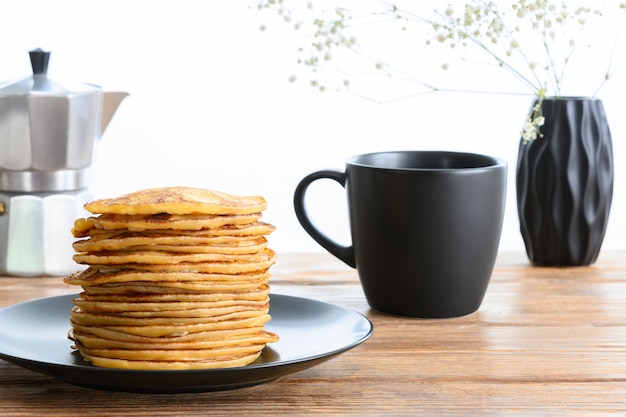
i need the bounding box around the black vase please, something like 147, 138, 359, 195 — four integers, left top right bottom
516, 97, 614, 266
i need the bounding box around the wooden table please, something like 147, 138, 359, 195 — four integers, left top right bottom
1, 251, 626, 416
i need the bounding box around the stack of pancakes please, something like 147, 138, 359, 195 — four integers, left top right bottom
63, 187, 278, 370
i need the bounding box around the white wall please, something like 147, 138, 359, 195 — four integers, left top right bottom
1, 1, 624, 254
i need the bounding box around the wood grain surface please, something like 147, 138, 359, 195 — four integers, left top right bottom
1, 251, 625, 416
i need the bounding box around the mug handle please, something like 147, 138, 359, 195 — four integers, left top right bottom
293, 170, 356, 268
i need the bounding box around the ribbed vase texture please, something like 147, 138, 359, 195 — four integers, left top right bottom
516, 98, 613, 266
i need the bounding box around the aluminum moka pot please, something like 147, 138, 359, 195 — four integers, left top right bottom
0, 48, 128, 192
0, 49, 128, 276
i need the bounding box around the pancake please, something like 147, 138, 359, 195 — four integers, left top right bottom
70, 306, 270, 326
66, 268, 271, 285
80, 278, 271, 295
72, 298, 269, 314
76, 285, 270, 303
76, 351, 264, 370
72, 221, 276, 239
69, 323, 266, 343
83, 248, 276, 275
71, 329, 277, 350
73, 212, 262, 234
74, 342, 269, 361
64, 186, 278, 370
84, 187, 267, 215
78, 314, 273, 337
73, 249, 271, 266
73, 233, 267, 253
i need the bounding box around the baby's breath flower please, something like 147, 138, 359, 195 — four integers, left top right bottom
258, 0, 625, 117
521, 100, 545, 143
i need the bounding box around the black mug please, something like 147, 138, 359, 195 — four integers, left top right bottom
294, 151, 507, 318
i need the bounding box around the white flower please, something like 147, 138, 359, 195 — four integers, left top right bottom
258, 0, 625, 127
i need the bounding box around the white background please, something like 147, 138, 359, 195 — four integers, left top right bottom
1, 0, 624, 255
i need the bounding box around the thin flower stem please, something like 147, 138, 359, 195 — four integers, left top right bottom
465, 36, 541, 93
477, 1, 544, 92
593, 5, 626, 96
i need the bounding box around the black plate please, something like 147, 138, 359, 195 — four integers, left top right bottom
0, 293, 372, 393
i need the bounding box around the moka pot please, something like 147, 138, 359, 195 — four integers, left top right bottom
0, 49, 128, 276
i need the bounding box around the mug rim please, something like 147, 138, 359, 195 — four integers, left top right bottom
346, 150, 507, 172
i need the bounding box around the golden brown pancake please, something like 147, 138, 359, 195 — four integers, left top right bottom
76, 351, 264, 370
71, 329, 277, 350
66, 268, 271, 285
84, 187, 267, 215
76, 285, 270, 303
74, 342, 269, 361
72, 298, 269, 314
69, 323, 266, 343
79, 279, 270, 295
64, 186, 278, 370
73, 233, 267, 253
72, 221, 275, 239
73, 213, 262, 234
70, 305, 270, 326
81, 248, 276, 275
74, 314, 273, 337
73, 249, 271, 266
